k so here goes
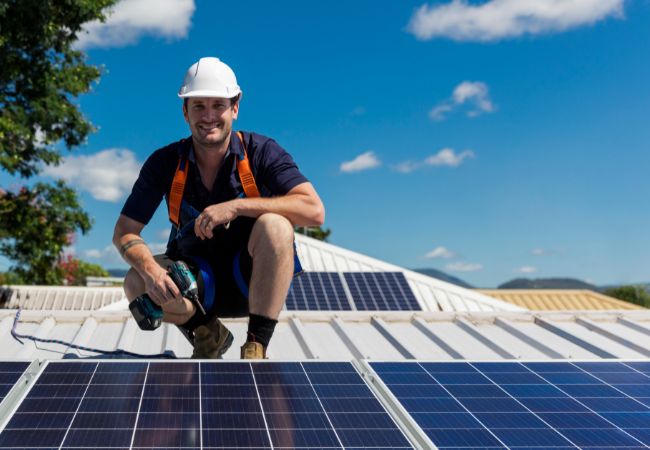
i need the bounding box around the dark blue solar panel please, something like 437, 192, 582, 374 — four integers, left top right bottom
286, 271, 353, 310
372, 361, 650, 449
0, 361, 29, 404
0, 361, 413, 449
344, 272, 420, 311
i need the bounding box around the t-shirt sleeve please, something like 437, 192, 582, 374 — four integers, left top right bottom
254, 138, 309, 196
120, 148, 173, 224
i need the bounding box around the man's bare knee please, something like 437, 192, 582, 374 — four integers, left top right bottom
123, 268, 144, 300
248, 213, 294, 257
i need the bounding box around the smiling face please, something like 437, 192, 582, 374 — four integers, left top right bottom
183, 96, 239, 149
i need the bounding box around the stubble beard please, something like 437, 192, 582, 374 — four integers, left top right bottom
193, 123, 231, 150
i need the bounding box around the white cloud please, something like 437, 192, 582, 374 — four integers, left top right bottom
85, 249, 104, 259
429, 104, 454, 121
85, 242, 167, 265
424, 246, 456, 259
340, 151, 381, 173
393, 160, 422, 174
84, 245, 122, 265
42, 149, 142, 202
394, 148, 474, 173
446, 262, 483, 272
76, 0, 195, 49
350, 106, 367, 116
430, 81, 495, 120
515, 266, 538, 274
532, 248, 563, 256
425, 148, 475, 167
407, 0, 624, 42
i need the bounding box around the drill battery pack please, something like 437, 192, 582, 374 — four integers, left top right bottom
129, 294, 164, 331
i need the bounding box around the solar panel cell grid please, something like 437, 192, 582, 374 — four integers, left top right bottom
0, 361, 413, 449
344, 272, 420, 311
372, 361, 650, 449
285, 272, 352, 311
0, 361, 29, 405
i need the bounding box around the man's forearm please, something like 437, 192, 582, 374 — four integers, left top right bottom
113, 233, 160, 278
233, 194, 324, 227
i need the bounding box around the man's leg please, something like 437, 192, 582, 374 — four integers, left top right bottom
124, 261, 233, 359
243, 213, 294, 357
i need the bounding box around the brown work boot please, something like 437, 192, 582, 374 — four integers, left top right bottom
191, 316, 233, 359
240, 341, 266, 359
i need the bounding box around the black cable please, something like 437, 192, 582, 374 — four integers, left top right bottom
11, 309, 176, 359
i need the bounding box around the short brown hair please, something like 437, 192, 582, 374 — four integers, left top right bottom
183, 94, 240, 109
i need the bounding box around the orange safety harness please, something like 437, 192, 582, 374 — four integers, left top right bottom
168, 131, 259, 226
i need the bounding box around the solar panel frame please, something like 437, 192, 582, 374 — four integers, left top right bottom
369, 360, 650, 449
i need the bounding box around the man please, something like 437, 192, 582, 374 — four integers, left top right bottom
113, 57, 324, 359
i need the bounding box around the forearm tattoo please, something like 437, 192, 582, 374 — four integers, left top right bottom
119, 238, 146, 256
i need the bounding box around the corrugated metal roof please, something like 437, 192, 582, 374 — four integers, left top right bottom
2, 308, 649, 361
477, 289, 645, 311
0, 286, 124, 310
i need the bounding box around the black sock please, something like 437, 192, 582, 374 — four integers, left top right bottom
181, 310, 209, 331
247, 313, 278, 348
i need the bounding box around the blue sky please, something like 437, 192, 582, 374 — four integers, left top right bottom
3, 0, 649, 287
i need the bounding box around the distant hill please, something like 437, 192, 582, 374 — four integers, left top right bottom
412, 268, 474, 288
107, 268, 128, 277
499, 278, 597, 290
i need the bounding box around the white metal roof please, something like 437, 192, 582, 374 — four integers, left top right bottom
2, 309, 649, 361
294, 234, 522, 312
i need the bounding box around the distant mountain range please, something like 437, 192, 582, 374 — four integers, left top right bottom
498, 278, 598, 290
411, 269, 649, 292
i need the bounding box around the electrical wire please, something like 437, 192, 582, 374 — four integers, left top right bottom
10, 308, 176, 359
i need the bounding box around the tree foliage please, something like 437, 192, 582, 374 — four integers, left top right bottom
0, 0, 115, 284
604, 285, 650, 308
0, 0, 115, 176
57, 255, 108, 285
0, 181, 91, 284
295, 226, 332, 242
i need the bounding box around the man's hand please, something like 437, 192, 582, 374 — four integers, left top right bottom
144, 264, 183, 306
194, 200, 239, 240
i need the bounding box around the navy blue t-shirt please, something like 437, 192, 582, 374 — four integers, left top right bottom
121, 131, 308, 225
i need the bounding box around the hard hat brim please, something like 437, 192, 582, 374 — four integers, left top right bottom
178, 89, 241, 99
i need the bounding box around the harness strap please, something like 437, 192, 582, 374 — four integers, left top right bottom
168, 132, 260, 226
236, 131, 261, 198
169, 154, 188, 226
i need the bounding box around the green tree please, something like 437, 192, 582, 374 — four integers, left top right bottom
0, 0, 115, 283
0, 181, 91, 284
604, 285, 650, 308
57, 255, 108, 286
295, 226, 332, 242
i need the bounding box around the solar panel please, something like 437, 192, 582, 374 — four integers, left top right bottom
0, 362, 30, 404
371, 361, 650, 449
286, 272, 353, 310
344, 272, 420, 311
0, 361, 413, 449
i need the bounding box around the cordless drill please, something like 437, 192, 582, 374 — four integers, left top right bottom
129, 260, 205, 331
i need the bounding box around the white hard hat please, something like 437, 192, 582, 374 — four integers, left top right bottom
178, 57, 242, 99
